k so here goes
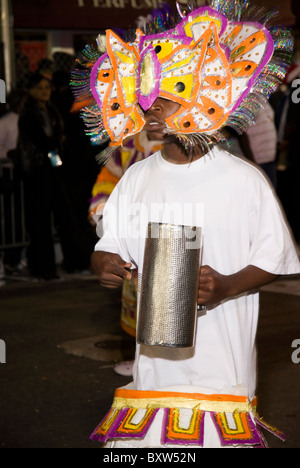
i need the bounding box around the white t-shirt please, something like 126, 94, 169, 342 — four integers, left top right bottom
95, 146, 300, 399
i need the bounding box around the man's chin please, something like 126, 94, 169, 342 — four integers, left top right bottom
145, 130, 165, 141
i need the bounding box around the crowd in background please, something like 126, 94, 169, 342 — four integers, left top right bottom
0, 53, 300, 287
0, 53, 100, 284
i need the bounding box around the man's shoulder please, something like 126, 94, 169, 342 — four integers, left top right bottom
217, 146, 273, 190
121, 151, 158, 177
113, 151, 158, 194
219, 146, 266, 173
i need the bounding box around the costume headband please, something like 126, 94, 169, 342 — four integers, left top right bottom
71, 0, 294, 162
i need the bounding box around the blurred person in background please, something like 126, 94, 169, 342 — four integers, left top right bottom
271, 63, 300, 246
0, 89, 26, 162
238, 100, 278, 189
16, 73, 92, 280
51, 69, 99, 256
0, 89, 27, 281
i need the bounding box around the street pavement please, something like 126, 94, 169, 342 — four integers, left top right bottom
0, 272, 299, 448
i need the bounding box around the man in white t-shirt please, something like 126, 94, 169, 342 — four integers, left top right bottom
90, 97, 300, 448
71, 3, 299, 448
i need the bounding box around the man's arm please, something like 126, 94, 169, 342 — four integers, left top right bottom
198, 265, 277, 307
91, 251, 132, 289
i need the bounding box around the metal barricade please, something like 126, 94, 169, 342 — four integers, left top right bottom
0, 160, 28, 250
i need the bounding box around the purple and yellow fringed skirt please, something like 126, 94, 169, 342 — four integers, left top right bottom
90, 388, 285, 448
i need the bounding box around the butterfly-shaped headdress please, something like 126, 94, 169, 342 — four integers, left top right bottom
71, 0, 294, 162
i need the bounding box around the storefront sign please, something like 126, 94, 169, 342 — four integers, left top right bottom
12, 0, 170, 30
77, 0, 162, 7
11, 0, 294, 31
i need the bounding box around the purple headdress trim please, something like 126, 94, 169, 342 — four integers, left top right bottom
90, 53, 110, 110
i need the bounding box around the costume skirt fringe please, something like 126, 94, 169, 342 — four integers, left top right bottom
90, 388, 285, 448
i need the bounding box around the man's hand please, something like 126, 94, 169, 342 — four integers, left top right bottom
91, 251, 132, 289
198, 265, 230, 307
198, 265, 277, 307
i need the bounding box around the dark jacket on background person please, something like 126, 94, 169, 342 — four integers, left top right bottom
17, 94, 92, 279
16, 95, 64, 175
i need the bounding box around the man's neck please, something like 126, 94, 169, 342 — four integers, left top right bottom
161, 140, 204, 165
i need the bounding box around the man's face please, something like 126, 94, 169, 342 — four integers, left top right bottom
143, 97, 181, 141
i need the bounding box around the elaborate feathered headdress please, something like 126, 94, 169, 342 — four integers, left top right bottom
71, 0, 294, 163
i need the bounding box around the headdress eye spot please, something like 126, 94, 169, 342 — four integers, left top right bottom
111, 102, 120, 111
103, 72, 110, 78
154, 45, 162, 54
174, 82, 185, 93
183, 121, 191, 128
245, 65, 252, 71
208, 108, 215, 115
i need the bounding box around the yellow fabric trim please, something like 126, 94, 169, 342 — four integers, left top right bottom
120, 320, 136, 337
112, 392, 256, 413
91, 181, 117, 198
